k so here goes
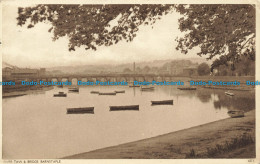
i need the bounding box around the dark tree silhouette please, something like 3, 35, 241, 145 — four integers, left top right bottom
211, 55, 229, 72
175, 5, 255, 62
197, 62, 210, 76
17, 4, 255, 65
17, 4, 174, 51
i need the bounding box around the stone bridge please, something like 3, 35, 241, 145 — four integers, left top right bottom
8, 73, 188, 84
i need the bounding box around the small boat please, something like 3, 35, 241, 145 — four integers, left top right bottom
90, 91, 99, 94
114, 90, 125, 93
67, 107, 94, 114
225, 91, 234, 96
99, 92, 116, 95
129, 85, 140, 87
57, 85, 63, 88
227, 110, 244, 118
141, 87, 155, 91
151, 100, 173, 105
53, 92, 67, 97
69, 87, 79, 92
177, 87, 196, 90
110, 105, 139, 111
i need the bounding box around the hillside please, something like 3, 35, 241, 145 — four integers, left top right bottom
46, 58, 211, 74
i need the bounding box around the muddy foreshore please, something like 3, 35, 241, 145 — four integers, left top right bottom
64, 110, 255, 159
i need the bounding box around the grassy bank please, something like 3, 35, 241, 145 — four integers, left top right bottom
186, 134, 255, 158
64, 110, 255, 159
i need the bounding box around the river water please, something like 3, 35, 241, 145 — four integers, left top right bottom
2, 85, 255, 159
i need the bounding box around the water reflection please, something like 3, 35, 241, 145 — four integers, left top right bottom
2, 86, 255, 159
196, 90, 212, 103
213, 91, 255, 112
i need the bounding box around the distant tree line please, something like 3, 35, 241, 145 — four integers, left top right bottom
212, 55, 255, 76
123, 60, 254, 76
123, 60, 199, 75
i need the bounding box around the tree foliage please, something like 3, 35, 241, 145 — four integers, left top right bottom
175, 4, 255, 63
17, 4, 255, 66
17, 4, 173, 51
197, 62, 210, 76
213, 55, 255, 76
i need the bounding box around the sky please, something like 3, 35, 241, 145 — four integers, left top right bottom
2, 4, 208, 68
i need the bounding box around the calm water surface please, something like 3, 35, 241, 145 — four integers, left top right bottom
2, 85, 255, 158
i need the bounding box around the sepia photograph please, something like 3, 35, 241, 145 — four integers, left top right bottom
0, 0, 259, 162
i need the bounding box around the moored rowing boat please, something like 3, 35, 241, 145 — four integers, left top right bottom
53, 92, 67, 97
225, 91, 235, 96
67, 107, 94, 114
109, 105, 139, 111
99, 92, 116, 95
177, 88, 196, 90
141, 87, 155, 91
114, 90, 125, 93
151, 100, 173, 105
227, 110, 244, 118
129, 85, 140, 87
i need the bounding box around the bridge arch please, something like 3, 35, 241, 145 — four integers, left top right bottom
50, 78, 58, 82
70, 78, 78, 86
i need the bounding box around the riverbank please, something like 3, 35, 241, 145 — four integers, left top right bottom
189, 76, 255, 91
2, 86, 54, 98
64, 110, 255, 159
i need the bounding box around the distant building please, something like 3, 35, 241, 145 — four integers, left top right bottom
2, 67, 13, 77
3, 67, 46, 79
11, 68, 38, 78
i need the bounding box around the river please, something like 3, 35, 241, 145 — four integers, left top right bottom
2, 85, 255, 158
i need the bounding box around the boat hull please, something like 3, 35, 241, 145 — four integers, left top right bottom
67, 107, 94, 114
110, 105, 139, 111
53, 93, 67, 97
141, 87, 155, 91
225, 92, 234, 96
68, 87, 79, 92
99, 92, 116, 95
53, 95, 67, 97
178, 88, 196, 90
151, 100, 173, 105
69, 89, 79, 92
227, 110, 244, 118
114, 90, 125, 93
